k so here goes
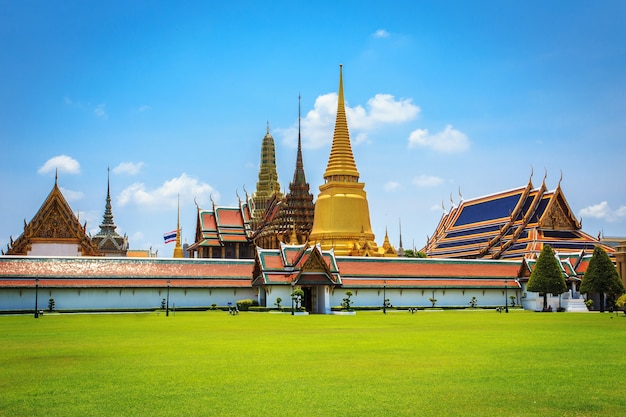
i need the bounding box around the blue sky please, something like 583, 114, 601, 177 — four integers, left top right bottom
1, 0, 625, 256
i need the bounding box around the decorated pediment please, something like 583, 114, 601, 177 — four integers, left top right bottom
5, 180, 99, 256
538, 187, 580, 230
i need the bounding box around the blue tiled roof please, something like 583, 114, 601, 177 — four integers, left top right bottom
454, 193, 521, 226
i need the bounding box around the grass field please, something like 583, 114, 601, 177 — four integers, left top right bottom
1, 310, 625, 417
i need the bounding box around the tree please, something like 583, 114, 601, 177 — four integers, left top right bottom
580, 246, 625, 312
404, 249, 427, 258
527, 245, 567, 311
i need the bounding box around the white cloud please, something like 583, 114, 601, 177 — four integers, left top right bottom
137, 105, 151, 112
59, 187, 84, 202
372, 29, 390, 38
277, 92, 420, 149
38, 155, 80, 175
579, 201, 626, 223
412, 175, 444, 188
118, 173, 218, 210
408, 124, 470, 153
94, 103, 107, 119
113, 162, 144, 176
384, 181, 400, 192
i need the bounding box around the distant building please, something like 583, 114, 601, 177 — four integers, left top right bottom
187, 198, 255, 259
249, 124, 283, 230
254, 99, 315, 249
4, 174, 100, 256
423, 174, 614, 260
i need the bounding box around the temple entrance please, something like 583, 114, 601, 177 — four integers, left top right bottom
303, 287, 313, 312
300, 286, 329, 314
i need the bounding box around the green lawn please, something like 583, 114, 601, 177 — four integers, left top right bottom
1, 310, 624, 416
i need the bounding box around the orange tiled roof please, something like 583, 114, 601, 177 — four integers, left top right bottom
0, 256, 254, 288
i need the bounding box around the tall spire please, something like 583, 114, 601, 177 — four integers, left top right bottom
92, 167, 129, 255
173, 194, 184, 258
101, 167, 115, 230
251, 123, 283, 227
309, 65, 383, 256
323, 64, 359, 182
292, 94, 307, 186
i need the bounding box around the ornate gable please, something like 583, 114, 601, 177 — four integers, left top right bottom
5, 178, 99, 256
538, 186, 581, 230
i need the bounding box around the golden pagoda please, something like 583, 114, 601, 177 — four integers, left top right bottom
309, 65, 385, 256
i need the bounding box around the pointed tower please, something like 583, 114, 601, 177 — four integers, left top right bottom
253, 96, 315, 248
309, 65, 381, 256
173, 195, 184, 258
251, 123, 283, 229
92, 167, 129, 256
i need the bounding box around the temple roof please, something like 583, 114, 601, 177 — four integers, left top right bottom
187, 199, 253, 251
4, 175, 99, 256
0, 256, 254, 288
253, 244, 525, 289
253, 244, 340, 286
424, 176, 614, 260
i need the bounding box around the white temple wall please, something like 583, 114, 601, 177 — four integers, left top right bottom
331, 288, 523, 309
0, 287, 256, 311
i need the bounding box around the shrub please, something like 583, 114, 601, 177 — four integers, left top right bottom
48, 298, 55, 312
236, 299, 254, 311
585, 299, 594, 310
341, 290, 353, 311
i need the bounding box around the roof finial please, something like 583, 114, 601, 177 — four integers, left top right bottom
55, 168, 58, 186
266, 120, 270, 135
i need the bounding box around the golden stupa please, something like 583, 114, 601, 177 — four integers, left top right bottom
309, 65, 392, 257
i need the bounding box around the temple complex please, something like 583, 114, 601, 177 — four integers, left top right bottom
250, 124, 283, 230
253, 98, 315, 249
3, 173, 100, 256
423, 173, 615, 260
92, 168, 129, 256
3, 65, 624, 314
308, 65, 390, 257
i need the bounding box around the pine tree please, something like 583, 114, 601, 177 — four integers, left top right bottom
580, 246, 625, 312
527, 245, 567, 311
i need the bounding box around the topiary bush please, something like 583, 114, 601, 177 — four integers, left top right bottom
236, 299, 254, 311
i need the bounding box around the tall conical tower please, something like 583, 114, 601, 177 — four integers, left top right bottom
92, 167, 129, 256
253, 96, 315, 248
309, 65, 380, 256
251, 123, 283, 229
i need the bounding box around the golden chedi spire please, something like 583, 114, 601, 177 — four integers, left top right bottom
173, 194, 184, 258
323, 64, 359, 181
309, 65, 385, 256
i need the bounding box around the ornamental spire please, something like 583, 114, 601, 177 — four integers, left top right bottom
292, 94, 307, 186
173, 194, 184, 258
323, 64, 359, 181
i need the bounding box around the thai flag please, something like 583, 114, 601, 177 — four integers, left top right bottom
163, 230, 177, 244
